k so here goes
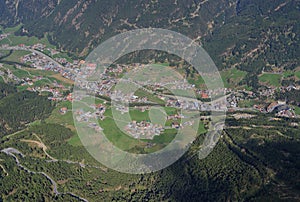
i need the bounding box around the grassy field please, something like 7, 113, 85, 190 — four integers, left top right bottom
0, 34, 54, 48
283, 70, 294, 78
134, 89, 165, 105
24, 68, 72, 87
67, 133, 82, 146
0, 50, 11, 57
238, 100, 258, 108
221, 68, 247, 88
186, 67, 247, 90
1, 50, 30, 63
150, 129, 177, 144
46, 101, 75, 128
80, 96, 107, 105
53, 52, 73, 63
187, 76, 205, 88
129, 108, 150, 122
128, 106, 178, 123
50, 73, 74, 85
1, 64, 32, 78
0, 25, 55, 48
99, 116, 143, 151
294, 106, 300, 115
17, 85, 30, 91
295, 71, 300, 80
259, 73, 282, 87
34, 79, 52, 87
154, 62, 170, 67
283, 70, 300, 80
1, 24, 22, 34
4, 64, 31, 78
99, 105, 186, 151
0, 49, 72, 89
46, 101, 83, 147
26, 68, 55, 76
99, 115, 181, 152
164, 107, 178, 115
197, 122, 207, 134
4, 35, 54, 48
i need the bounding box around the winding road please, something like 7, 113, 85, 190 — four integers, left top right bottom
1, 148, 88, 202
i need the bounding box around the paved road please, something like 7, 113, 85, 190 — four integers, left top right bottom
1, 147, 88, 201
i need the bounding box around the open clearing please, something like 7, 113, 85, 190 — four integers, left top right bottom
221, 68, 247, 88
295, 71, 300, 79
1, 50, 30, 63
50, 73, 74, 85
259, 73, 282, 87
0, 25, 55, 48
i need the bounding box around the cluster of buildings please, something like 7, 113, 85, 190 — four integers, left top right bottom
165, 97, 226, 112
16, 52, 232, 115
22, 52, 58, 70
125, 120, 164, 139
20, 76, 40, 86
21, 48, 83, 81
266, 101, 295, 118
3, 42, 300, 125
167, 80, 195, 90
253, 100, 296, 118
104, 64, 129, 76
226, 90, 255, 108
75, 103, 106, 120
73, 102, 107, 131
276, 107, 295, 118
111, 90, 149, 104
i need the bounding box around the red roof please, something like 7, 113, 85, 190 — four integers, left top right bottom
201, 93, 209, 99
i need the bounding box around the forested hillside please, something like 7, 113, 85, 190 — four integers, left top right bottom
0, 83, 54, 136
1, 0, 298, 89
1, 112, 299, 201
0, 0, 58, 26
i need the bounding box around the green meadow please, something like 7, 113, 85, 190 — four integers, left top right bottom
46, 101, 74, 128
0, 25, 55, 48
221, 68, 247, 88
2, 50, 30, 63
134, 89, 165, 105
294, 106, 300, 115
283, 70, 294, 78
259, 73, 282, 87
1, 24, 22, 34
295, 71, 300, 80
98, 116, 143, 151
188, 67, 247, 89
129, 108, 150, 122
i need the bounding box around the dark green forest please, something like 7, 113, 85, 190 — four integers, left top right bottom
0, 83, 54, 136
0, 102, 299, 201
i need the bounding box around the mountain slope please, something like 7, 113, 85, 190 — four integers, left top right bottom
0, 0, 299, 85
0, 0, 59, 26
21, 0, 237, 56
